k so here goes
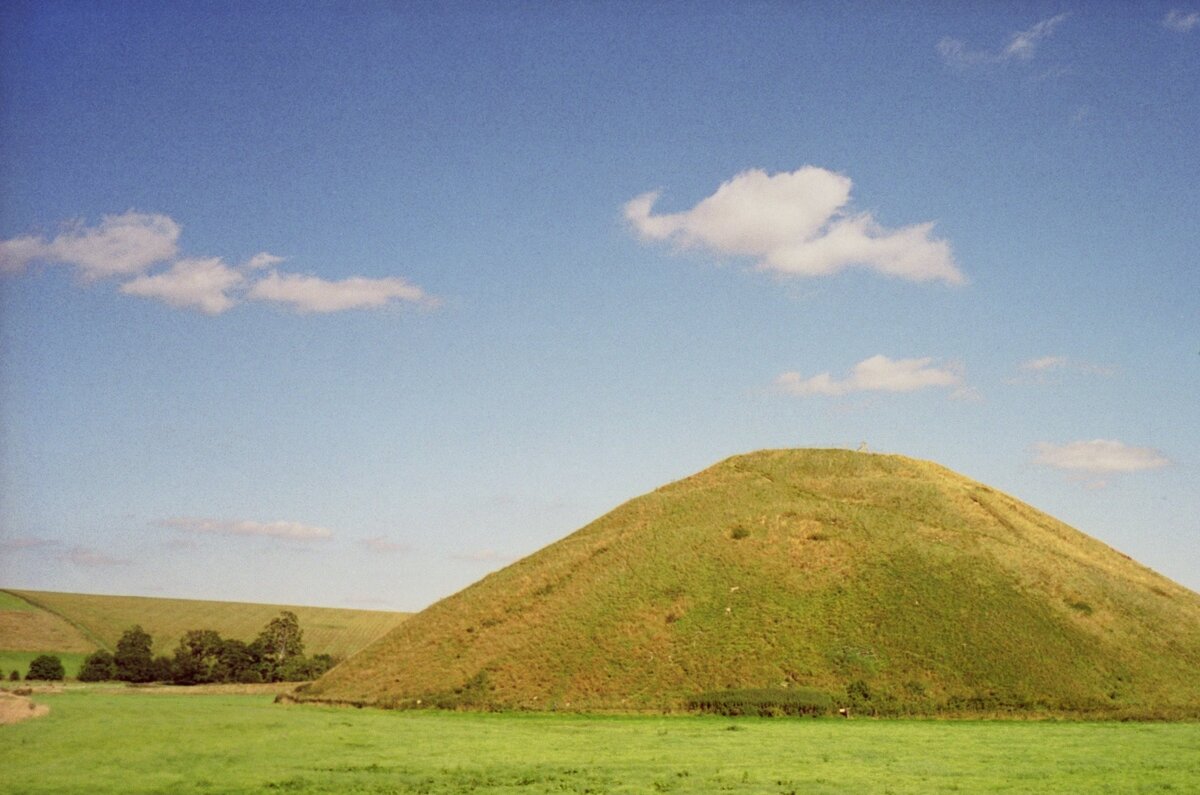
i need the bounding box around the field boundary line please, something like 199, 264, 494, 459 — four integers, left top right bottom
3, 589, 111, 652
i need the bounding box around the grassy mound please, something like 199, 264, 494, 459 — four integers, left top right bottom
302, 449, 1200, 716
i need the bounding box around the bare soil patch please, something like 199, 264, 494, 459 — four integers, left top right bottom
0, 690, 49, 725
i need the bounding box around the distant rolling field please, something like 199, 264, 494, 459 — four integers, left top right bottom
0, 589, 409, 675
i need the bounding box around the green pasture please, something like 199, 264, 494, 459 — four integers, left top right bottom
2, 690, 1197, 793
0, 651, 88, 680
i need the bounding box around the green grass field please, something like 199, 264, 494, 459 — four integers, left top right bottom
0, 651, 89, 680
3, 690, 1197, 793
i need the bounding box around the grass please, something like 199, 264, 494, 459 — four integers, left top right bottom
2, 690, 1198, 793
305, 449, 1200, 716
0, 651, 89, 680
2, 589, 409, 661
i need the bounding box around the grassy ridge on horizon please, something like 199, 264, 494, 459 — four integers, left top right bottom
305, 448, 1200, 717
0, 589, 410, 671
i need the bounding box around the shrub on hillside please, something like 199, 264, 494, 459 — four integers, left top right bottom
78, 650, 117, 682
27, 654, 65, 681
687, 688, 832, 717
8, 669, 19, 682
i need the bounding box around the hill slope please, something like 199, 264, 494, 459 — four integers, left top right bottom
0, 590, 410, 669
303, 449, 1200, 716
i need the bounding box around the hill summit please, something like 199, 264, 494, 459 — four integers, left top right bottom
303, 449, 1200, 716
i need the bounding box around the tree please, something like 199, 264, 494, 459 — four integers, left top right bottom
172, 629, 224, 685
78, 650, 117, 682
27, 654, 65, 681
9, 669, 21, 682
114, 625, 155, 683
150, 654, 175, 683
254, 611, 304, 680
213, 638, 257, 683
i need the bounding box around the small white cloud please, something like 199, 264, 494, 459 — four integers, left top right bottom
625, 167, 963, 284
120, 257, 245, 314
1164, 9, 1200, 32
247, 270, 437, 313
4, 213, 438, 317
1003, 13, 1070, 59
1033, 440, 1171, 473
362, 536, 412, 554
245, 251, 286, 270
161, 517, 333, 541
1013, 356, 1116, 381
776, 355, 963, 397
939, 13, 1069, 67
1021, 355, 1069, 372
0, 212, 180, 279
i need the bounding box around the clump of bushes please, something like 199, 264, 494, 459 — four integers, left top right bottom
78, 650, 117, 682
729, 525, 751, 540
27, 654, 65, 681
71, 611, 337, 685
687, 687, 832, 717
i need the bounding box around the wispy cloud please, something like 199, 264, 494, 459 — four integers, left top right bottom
1033, 440, 1171, 473
939, 13, 1070, 68
1011, 355, 1116, 383
625, 167, 963, 285
361, 536, 412, 554
160, 517, 333, 541
1164, 9, 1200, 32
245, 252, 286, 270
120, 257, 245, 314
0, 211, 180, 279
247, 271, 437, 313
0, 536, 58, 552
776, 355, 965, 398
65, 546, 131, 567
1, 213, 437, 315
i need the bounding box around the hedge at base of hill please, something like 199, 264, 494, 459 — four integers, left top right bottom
687, 688, 833, 717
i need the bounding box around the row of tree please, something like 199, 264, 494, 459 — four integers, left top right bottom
76, 611, 336, 684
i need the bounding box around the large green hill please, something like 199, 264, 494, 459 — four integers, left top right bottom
302, 449, 1200, 717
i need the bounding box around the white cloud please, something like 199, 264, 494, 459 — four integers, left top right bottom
1164, 9, 1200, 32
1004, 13, 1070, 59
3, 213, 438, 316
247, 270, 436, 313
1013, 356, 1116, 381
939, 13, 1069, 67
245, 251, 286, 270
161, 517, 333, 541
1033, 440, 1171, 473
1021, 355, 1069, 372
120, 257, 245, 314
0, 212, 180, 279
776, 354, 963, 397
625, 167, 963, 284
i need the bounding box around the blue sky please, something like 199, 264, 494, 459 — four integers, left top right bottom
1, 2, 1197, 611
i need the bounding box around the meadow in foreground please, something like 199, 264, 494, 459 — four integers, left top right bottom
2, 690, 1197, 794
